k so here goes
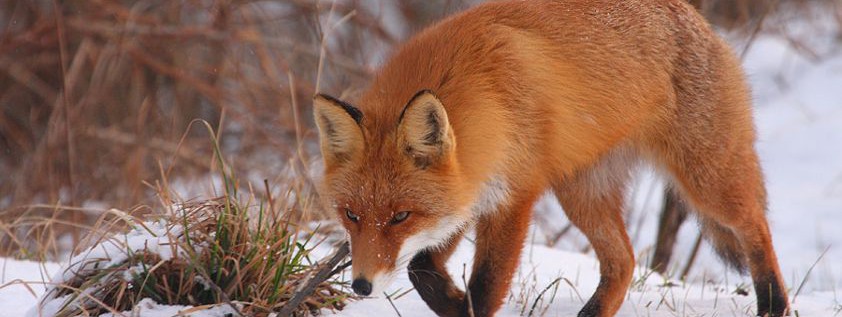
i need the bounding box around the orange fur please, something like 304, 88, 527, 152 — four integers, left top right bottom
314, 1, 789, 316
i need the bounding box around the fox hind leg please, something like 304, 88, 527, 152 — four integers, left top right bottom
666, 152, 788, 316
657, 30, 789, 316
652, 128, 789, 316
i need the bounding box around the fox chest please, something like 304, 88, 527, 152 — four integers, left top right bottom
470, 176, 511, 216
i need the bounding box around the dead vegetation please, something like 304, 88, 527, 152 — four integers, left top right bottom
0, 0, 475, 258
30, 125, 353, 316
34, 195, 352, 317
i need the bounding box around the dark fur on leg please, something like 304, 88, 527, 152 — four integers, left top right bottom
755, 274, 789, 317
460, 261, 493, 317
575, 279, 607, 317
699, 215, 749, 274
408, 250, 464, 316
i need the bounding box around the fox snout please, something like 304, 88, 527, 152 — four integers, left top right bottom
344, 215, 470, 297
348, 237, 400, 297
351, 269, 397, 297
351, 278, 372, 296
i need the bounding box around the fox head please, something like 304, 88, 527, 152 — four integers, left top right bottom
313, 90, 472, 296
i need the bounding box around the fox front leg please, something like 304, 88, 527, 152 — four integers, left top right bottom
462, 194, 536, 317
408, 231, 466, 317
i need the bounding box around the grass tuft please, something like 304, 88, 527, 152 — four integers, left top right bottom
33, 194, 350, 317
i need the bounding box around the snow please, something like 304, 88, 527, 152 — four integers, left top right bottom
334, 242, 841, 317
0, 259, 62, 317
96, 299, 239, 317
45, 219, 189, 288
21, 219, 194, 317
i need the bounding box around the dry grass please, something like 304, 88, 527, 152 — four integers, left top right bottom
0, 0, 478, 207
0, 0, 476, 258
29, 122, 353, 316
34, 198, 351, 317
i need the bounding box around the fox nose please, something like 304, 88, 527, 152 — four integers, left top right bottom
352, 278, 372, 296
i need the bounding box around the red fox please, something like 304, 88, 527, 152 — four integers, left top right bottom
313, 0, 789, 316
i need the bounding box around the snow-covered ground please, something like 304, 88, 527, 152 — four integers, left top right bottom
0, 259, 61, 317
3, 16, 841, 317
336, 242, 841, 317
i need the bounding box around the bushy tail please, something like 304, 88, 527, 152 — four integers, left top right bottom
697, 215, 749, 274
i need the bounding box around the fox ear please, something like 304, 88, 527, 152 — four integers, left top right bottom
397, 90, 455, 169
313, 94, 364, 165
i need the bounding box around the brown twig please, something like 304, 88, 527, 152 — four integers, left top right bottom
462, 263, 475, 317
738, 0, 773, 60
651, 187, 689, 274
52, 0, 81, 245
680, 233, 704, 279
0, 56, 58, 104
84, 127, 211, 170
277, 241, 351, 317
548, 223, 574, 248
384, 291, 403, 317
792, 246, 831, 304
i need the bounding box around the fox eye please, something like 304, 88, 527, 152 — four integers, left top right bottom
345, 208, 359, 222
390, 211, 410, 224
